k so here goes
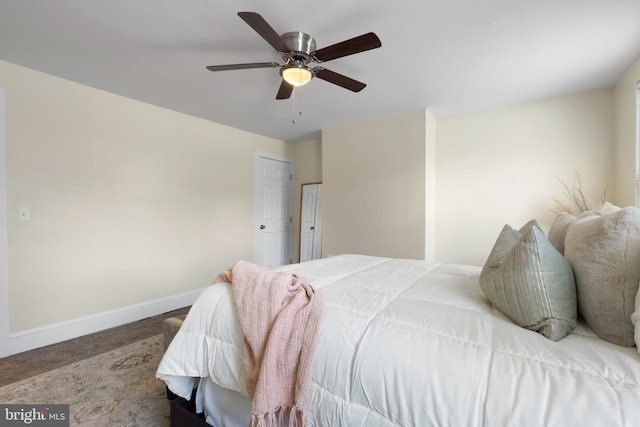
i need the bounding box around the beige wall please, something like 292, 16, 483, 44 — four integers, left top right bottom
0, 89, 8, 356
1, 54, 634, 348
614, 55, 640, 206
1, 60, 289, 334
319, 91, 615, 266
436, 89, 615, 266
322, 110, 428, 259
424, 110, 437, 261
288, 138, 322, 262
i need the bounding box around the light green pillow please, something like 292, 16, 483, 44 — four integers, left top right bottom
480, 220, 577, 341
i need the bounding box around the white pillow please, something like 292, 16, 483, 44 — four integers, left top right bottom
598, 201, 621, 214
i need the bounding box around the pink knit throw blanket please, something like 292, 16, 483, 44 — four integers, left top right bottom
214, 261, 324, 427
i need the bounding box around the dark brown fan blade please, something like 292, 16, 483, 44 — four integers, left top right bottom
312, 32, 381, 62
238, 12, 290, 53
276, 80, 294, 99
206, 62, 279, 72
314, 68, 366, 92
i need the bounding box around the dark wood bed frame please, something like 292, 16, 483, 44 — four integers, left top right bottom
168, 388, 210, 427
169, 397, 209, 427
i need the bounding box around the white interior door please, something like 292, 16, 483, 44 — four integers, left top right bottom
254, 153, 293, 268
300, 184, 319, 262
311, 184, 322, 259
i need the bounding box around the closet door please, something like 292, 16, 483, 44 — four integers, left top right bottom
300, 183, 322, 262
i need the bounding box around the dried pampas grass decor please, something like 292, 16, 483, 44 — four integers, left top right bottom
554, 172, 607, 215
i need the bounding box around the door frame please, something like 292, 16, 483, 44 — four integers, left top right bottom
0, 90, 10, 357
253, 151, 294, 266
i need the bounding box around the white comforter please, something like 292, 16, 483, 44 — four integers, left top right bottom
157, 254, 640, 426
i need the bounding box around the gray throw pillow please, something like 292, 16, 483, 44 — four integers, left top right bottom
564, 207, 640, 347
480, 220, 577, 341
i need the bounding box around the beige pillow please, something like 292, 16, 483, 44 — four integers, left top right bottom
480, 220, 577, 341
548, 212, 577, 255
564, 207, 640, 347
548, 204, 619, 255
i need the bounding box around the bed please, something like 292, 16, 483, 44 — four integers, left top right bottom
157, 251, 640, 427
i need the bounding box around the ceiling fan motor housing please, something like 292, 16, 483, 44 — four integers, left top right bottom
281, 31, 316, 61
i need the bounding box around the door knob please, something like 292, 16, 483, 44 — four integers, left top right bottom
260, 225, 266, 230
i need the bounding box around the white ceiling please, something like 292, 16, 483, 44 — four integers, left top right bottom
1, 0, 639, 142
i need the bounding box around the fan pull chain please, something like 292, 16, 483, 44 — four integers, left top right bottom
292, 88, 296, 124
291, 87, 304, 125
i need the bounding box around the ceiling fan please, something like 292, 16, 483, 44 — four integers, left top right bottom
206, 12, 382, 100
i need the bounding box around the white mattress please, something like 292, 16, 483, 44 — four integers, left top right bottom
157, 254, 640, 426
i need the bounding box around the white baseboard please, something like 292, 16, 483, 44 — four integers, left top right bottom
9, 288, 205, 355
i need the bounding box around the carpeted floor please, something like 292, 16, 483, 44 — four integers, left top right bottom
0, 307, 190, 426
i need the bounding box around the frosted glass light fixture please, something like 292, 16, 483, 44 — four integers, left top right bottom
281, 64, 313, 87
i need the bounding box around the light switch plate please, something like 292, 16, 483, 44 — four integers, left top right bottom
17, 207, 30, 222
